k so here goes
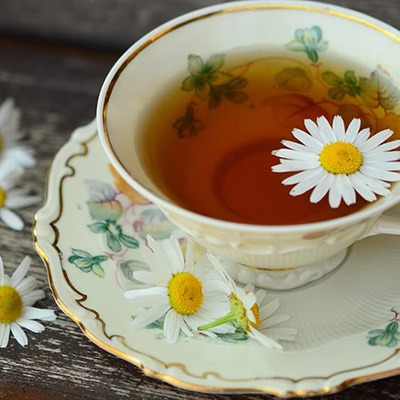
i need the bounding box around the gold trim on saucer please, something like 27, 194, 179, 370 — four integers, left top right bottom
32, 129, 400, 397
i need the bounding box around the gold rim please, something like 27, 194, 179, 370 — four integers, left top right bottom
33, 128, 400, 396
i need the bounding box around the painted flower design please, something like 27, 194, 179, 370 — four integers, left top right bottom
199, 255, 297, 350
0, 98, 35, 168
86, 180, 139, 252
0, 161, 41, 230
173, 105, 205, 138
68, 249, 108, 278
124, 236, 234, 343
0, 256, 56, 347
286, 26, 328, 63
368, 321, 400, 348
272, 116, 400, 208
181, 54, 232, 100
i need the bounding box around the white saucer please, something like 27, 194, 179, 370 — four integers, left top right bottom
34, 121, 400, 397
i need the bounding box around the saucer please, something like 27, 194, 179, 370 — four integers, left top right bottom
34, 120, 400, 397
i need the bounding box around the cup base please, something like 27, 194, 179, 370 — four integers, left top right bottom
222, 250, 348, 290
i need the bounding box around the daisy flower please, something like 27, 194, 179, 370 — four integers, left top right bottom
0, 161, 41, 231
272, 115, 400, 208
0, 98, 35, 168
125, 235, 234, 343
0, 256, 56, 347
198, 255, 297, 350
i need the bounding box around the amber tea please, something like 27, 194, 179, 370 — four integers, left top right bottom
138, 50, 400, 225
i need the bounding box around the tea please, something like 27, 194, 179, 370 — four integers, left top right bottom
138, 50, 400, 225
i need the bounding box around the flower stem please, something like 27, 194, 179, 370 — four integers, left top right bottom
198, 311, 235, 331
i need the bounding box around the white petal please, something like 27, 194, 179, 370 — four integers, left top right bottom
364, 151, 400, 162
10, 255, 31, 288
304, 118, 326, 144
353, 128, 371, 147
249, 327, 283, 350
23, 306, 56, 321
263, 327, 298, 341
164, 309, 180, 343
254, 288, 267, 305
317, 116, 337, 143
185, 238, 195, 271
131, 303, 170, 330
276, 159, 321, 171
5, 193, 41, 210
2, 147, 36, 168
0, 324, 10, 348
10, 322, 28, 346
0, 208, 24, 230
292, 128, 324, 151
273, 149, 318, 161
332, 115, 346, 141
16, 318, 45, 333
344, 118, 361, 143
280, 139, 316, 153
261, 314, 291, 328
360, 166, 400, 182
363, 161, 400, 171
177, 314, 193, 337
359, 129, 393, 152
310, 173, 334, 203
337, 174, 357, 205
371, 139, 400, 152
14, 276, 37, 297
125, 286, 167, 300
289, 169, 326, 196
0, 166, 24, 190
348, 173, 377, 202
21, 289, 45, 306
328, 176, 343, 208
259, 299, 280, 320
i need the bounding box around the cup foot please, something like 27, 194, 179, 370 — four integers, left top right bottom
222, 250, 348, 290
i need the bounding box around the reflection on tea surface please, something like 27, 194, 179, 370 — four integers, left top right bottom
138, 49, 400, 225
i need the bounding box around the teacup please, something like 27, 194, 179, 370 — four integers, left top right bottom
97, 0, 400, 289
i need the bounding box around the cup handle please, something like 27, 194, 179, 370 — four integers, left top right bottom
360, 213, 400, 240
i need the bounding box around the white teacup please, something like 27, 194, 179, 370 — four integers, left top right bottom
97, 0, 400, 289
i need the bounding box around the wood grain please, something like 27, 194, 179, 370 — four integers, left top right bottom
0, 1, 399, 399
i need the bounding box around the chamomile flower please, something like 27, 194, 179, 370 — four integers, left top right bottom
199, 255, 297, 350
0, 161, 41, 231
272, 115, 400, 208
125, 235, 234, 343
0, 98, 35, 168
0, 256, 56, 347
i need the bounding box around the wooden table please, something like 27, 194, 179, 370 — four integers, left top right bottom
0, 0, 399, 398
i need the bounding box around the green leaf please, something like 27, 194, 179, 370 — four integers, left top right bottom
106, 231, 122, 253
368, 329, 385, 336
386, 321, 399, 334
344, 70, 357, 85
68, 255, 81, 263
208, 71, 232, 86
360, 67, 400, 110
328, 87, 346, 100
306, 49, 318, 63
276, 67, 312, 91
118, 233, 139, 249
215, 328, 248, 343
181, 76, 196, 92
204, 53, 225, 72
120, 260, 149, 283
228, 77, 248, 91
92, 255, 109, 263
71, 248, 92, 258
88, 222, 108, 233
226, 91, 248, 104
188, 54, 204, 75
312, 25, 323, 42
285, 40, 305, 52
194, 82, 210, 100
91, 264, 105, 278
321, 71, 343, 86
208, 92, 222, 109
80, 266, 93, 273
71, 258, 93, 269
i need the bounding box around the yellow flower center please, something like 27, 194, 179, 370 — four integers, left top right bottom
168, 272, 203, 315
0, 187, 6, 208
319, 142, 363, 175
229, 293, 261, 331
0, 286, 23, 323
